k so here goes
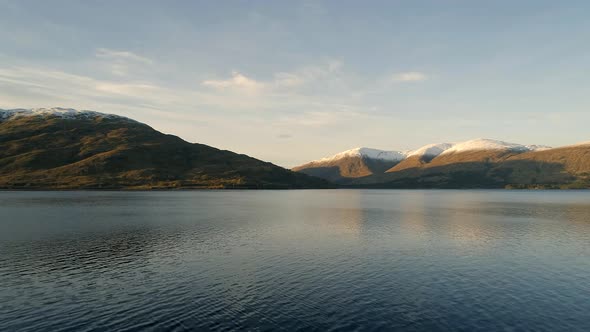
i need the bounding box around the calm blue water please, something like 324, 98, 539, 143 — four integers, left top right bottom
1, 190, 589, 331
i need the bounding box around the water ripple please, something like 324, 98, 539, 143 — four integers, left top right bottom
1, 190, 590, 331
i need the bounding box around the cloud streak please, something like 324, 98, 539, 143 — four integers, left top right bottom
200, 60, 346, 97
202, 71, 263, 92
0, 59, 364, 123
392, 71, 428, 82
95, 48, 154, 77
95, 48, 153, 64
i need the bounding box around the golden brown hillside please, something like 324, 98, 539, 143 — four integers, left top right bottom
295, 142, 590, 188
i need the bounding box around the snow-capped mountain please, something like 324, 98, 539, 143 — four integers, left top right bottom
300, 139, 550, 167
316, 147, 406, 163
292, 147, 405, 181
0, 107, 136, 122
293, 139, 561, 184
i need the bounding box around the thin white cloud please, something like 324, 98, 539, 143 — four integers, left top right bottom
95, 48, 153, 64
274, 59, 343, 87
273, 72, 305, 87
202, 71, 264, 93
0, 65, 301, 117
0, 59, 369, 135
327, 59, 343, 72
95, 48, 153, 77
0, 66, 179, 109
95, 82, 161, 95
202, 60, 344, 93
276, 109, 368, 128
392, 71, 428, 82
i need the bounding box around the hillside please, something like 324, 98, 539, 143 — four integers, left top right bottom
292, 147, 404, 184
294, 139, 590, 189
0, 108, 332, 189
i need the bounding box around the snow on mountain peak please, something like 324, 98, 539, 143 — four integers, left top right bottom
523, 144, 552, 151
317, 147, 406, 163
0, 107, 135, 122
293, 137, 564, 171
439, 138, 549, 155
406, 143, 454, 158
307, 139, 554, 166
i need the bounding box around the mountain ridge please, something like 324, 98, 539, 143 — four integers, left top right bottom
0, 107, 137, 122
298, 138, 553, 166
293, 139, 590, 189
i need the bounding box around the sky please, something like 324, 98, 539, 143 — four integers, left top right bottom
1, 0, 590, 167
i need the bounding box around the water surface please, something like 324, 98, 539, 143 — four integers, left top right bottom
1, 190, 589, 331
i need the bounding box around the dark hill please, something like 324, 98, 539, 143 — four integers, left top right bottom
0, 110, 332, 189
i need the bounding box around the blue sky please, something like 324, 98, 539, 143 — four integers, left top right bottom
1, 1, 589, 167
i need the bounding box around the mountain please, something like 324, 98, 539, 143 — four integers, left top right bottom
387, 143, 454, 172
291, 147, 405, 183
293, 139, 590, 189
0, 108, 332, 189
397, 139, 549, 173
497, 143, 590, 188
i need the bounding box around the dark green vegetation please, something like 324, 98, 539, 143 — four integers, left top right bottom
0, 114, 332, 189
295, 148, 590, 189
